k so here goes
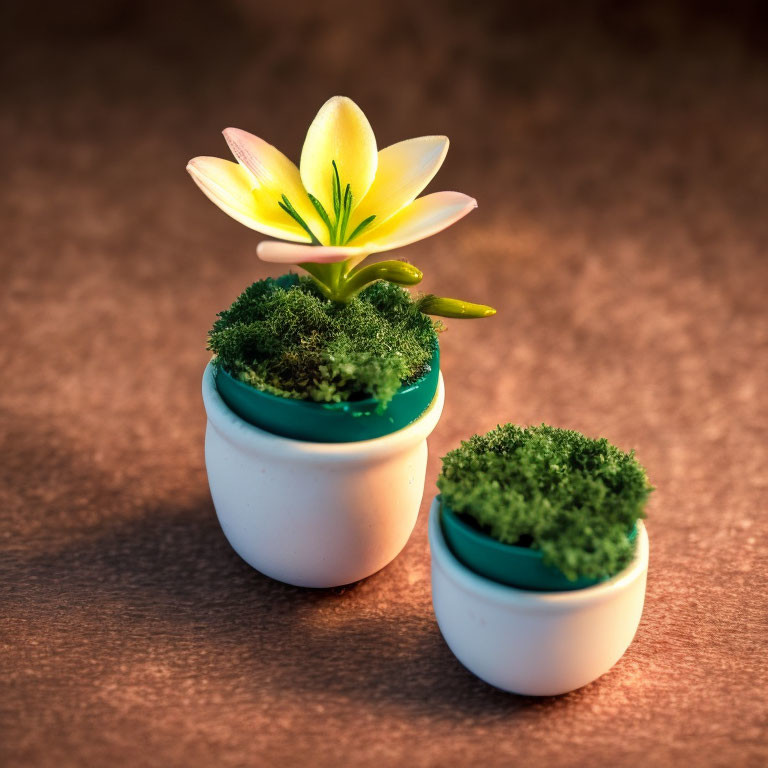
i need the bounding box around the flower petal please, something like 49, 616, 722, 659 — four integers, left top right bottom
187, 156, 310, 242
352, 136, 449, 228
363, 192, 477, 252
300, 96, 378, 215
223, 128, 323, 239
257, 241, 368, 265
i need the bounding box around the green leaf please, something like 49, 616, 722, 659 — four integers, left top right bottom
342, 261, 424, 298
417, 295, 496, 319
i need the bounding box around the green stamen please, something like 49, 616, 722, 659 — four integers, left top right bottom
331, 161, 343, 243
339, 184, 352, 243
331, 161, 342, 218
279, 195, 320, 245
346, 214, 376, 243
281, 161, 377, 250
307, 193, 335, 245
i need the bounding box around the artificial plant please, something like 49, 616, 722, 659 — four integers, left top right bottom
187, 95, 494, 317
438, 424, 653, 580
208, 275, 438, 405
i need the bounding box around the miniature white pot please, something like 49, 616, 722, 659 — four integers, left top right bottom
202, 363, 445, 588
429, 497, 649, 696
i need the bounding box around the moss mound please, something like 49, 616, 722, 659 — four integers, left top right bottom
437, 424, 652, 580
208, 274, 439, 406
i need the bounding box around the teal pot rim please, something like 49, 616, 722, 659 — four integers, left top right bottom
439, 496, 639, 592
214, 346, 440, 443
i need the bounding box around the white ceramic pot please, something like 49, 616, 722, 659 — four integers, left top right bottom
429, 497, 649, 696
202, 363, 445, 588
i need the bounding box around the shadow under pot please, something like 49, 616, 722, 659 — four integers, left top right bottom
202, 351, 444, 588
429, 497, 649, 696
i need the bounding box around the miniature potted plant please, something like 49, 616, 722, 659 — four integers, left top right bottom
188, 96, 495, 588
429, 423, 653, 695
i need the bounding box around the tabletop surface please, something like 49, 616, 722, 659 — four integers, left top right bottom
2, 3, 767, 766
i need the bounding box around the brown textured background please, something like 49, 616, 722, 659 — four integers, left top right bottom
2, 1, 767, 766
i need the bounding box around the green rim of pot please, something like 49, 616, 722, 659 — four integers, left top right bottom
439, 498, 638, 591
214, 346, 440, 443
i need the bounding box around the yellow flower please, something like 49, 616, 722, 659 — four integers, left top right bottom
187, 96, 476, 269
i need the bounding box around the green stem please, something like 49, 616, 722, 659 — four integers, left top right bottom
298, 262, 336, 299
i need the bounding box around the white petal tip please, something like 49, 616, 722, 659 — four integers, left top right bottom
447, 193, 478, 212
455, 193, 478, 211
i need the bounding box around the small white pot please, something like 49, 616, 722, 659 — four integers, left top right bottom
202, 363, 445, 588
429, 497, 649, 696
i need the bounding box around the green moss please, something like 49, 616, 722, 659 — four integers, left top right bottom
208, 274, 439, 406
437, 424, 653, 581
